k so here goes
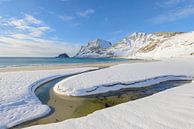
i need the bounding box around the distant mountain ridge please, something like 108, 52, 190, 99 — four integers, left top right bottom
74, 31, 194, 59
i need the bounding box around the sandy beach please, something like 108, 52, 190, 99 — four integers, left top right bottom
0, 62, 128, 72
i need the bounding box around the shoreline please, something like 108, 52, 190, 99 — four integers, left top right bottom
1, 59, 194, 129
0, 63, 115, 72
0, 60, 144, 72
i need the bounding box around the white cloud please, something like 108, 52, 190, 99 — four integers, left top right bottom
10, 34, 31, 39
77, 9, 95, 17
0, 34, 80, 57
156, 0, 191, 7
4, 14, 50, 37
59, 15, 74, 21
149, 6, 194, 24
165, 0, 184, 5
25, 14, 43, 24
30, 26, 50, 37
0, 14, 81, 57
158, 0, 182, 6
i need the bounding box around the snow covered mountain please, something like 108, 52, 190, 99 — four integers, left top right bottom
75, 38, 113, 58
75, 32, 194, 59
107, 32, 163, 57
135, 32, 194, 59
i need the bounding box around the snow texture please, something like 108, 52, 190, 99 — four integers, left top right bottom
75, 32, 194, 59
26, 59, 194, 129
54, 59, 194, 96
0, 67, 97, 129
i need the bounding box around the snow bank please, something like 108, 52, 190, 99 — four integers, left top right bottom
0, 67, 97, 129
26, 82, 194, 129
54, 60, 194, 96
26, 60, 194, 129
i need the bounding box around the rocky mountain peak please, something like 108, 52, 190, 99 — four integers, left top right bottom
87, 38, 112, 49
74, 31, 194, 59
75, 39, 113, 58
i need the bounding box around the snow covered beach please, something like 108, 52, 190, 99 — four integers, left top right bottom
0, 59, 194, 129
54, 59, 194, 96
1, 1, 194, 128
0, 67, 97, 129
25, 59, 194, 129
27, 79, 194, 129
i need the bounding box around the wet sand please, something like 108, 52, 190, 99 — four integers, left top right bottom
0, 59, 149, 72
0, 62, 124, 72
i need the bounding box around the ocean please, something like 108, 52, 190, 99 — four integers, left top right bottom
0, 57, 132, 68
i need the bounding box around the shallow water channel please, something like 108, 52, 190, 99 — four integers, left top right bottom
14, 76, 191, 128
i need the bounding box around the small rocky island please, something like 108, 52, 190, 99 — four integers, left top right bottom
56, 53, 69, 58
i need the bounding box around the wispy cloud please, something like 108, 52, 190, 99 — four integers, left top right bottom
0, 14, 80, 57
0, 34, 80, 57
165, 0, 186, 5
149, 6, 194, 24
77, 9, 95, 17
149, 0, 194, 24
58, 15, 74, 21
2, 14, 51, 37
156, 0, 186, 7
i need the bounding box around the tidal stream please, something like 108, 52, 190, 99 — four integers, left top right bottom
14, 76, 191, 128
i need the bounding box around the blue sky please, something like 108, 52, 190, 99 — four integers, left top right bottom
0, 0, 194, 57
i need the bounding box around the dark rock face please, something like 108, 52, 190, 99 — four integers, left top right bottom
57, 53, 69, 58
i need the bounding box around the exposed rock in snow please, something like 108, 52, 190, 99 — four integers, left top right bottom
75, 38, 113, 58
108, 32, 163, 57
75, 32, 194, 59
135, 32, 194, 59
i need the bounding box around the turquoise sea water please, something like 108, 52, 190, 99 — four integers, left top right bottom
0, 57, 131, 68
